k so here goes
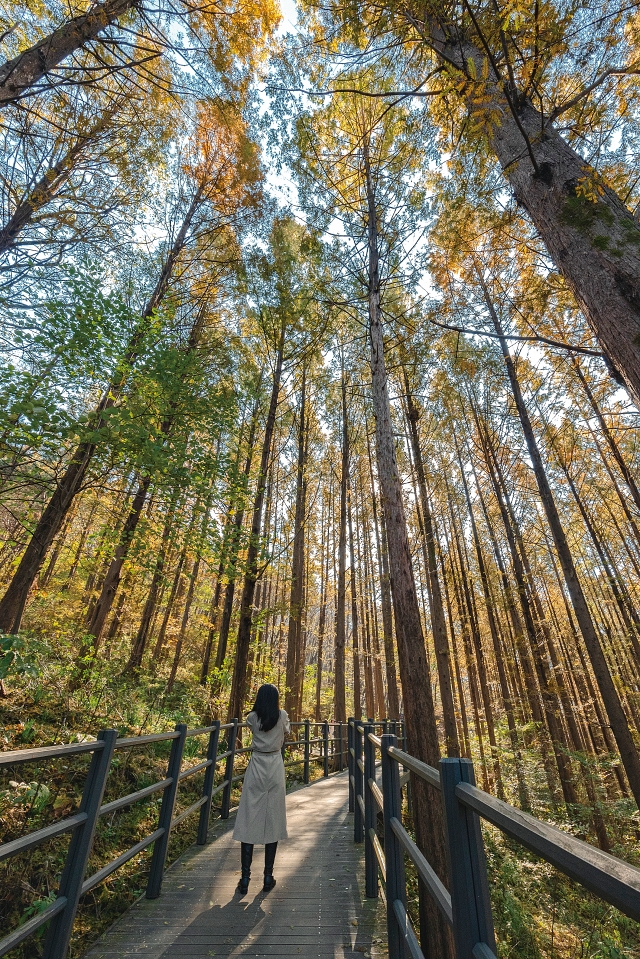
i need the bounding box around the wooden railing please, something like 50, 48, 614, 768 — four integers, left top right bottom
0, 718, 349, 959
349, 720, 640, 959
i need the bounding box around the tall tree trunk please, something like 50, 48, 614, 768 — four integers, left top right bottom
333, 363, 349, 723
166, 495, 211, 693
0, 0, 136, 108
368, 433, 399, 718
0, 186, 204, 633
421, 22, 640, 401
63, 501, 98, 588
403, 371, 459, 756
315, 484, 331, 721
215, 397, 262, 670
285, 369, 307, 720
360, 479, 386, 716
482, 279, 640, 809
83, 475, 152, 649
0, 106, 118, 251
38, 507, 74, 588
571, 357, 640, 514
347, 466, 362, 720
364, 145, 452, 959
227, 329, 284, 723
125, 493, 179, 672
469, 462, 530, 809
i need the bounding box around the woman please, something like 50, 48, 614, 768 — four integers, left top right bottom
233, 683, 290, 894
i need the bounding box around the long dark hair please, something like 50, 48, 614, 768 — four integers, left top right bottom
252, 684, 280, 732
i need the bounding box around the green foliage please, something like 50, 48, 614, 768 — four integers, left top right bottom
0, 635, 38, 683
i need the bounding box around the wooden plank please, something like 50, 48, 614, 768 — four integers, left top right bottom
83, 772, 387, 959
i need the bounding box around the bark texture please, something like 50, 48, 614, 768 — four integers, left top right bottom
425, 21, 640, 403
0, 0, 136, 107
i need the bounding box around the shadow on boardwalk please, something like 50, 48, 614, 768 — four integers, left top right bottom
85, 772, 387, 959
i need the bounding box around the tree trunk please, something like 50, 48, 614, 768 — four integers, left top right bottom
571, 357, 640, 515
125, 493, 179, 672
84, 475, 152, 648
368, 433, 399, 718
315, 484, 331, 721
227, 329, 284, 723
364, 145, 452, 959
285, 369, 307, 720
0, 106, 117, 251
0, 0, 136, 108
333, 363, 349, 723
403, 371, 460, 755
347, 466, 362, 720
0, 186, 204, 633
424, 23, 640, 402
482, 279, 640, 809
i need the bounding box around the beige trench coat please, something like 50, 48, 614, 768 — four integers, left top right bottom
233, 709, 290, 845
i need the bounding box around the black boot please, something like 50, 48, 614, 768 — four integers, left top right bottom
237, 842, 253, 894
263, 842, 278, 892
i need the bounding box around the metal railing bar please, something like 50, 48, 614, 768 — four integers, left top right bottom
216, 749, 233, 761
219, 723, 235, 730
357, 758, 364, 774
0, 895, 67, 958
115, 731, 180, 749
368, 777, 384, 811
390, 817, 453, 924
368, 733, 382, 747
456, 781, 640, 922
370, 828, 386, 881
234, 746, 253, 755
211, 780, 228, 798
81, 829, 164, 896
399, 771, 410, 788
349, 747, 355, 757
0, 741, 104, 766
231, 772, 248, 784
393, 899, 425, 959
357, 794, 365, 818
179, 760, 212, 781
0, 812, 87, 863
387, 746, 441, 790
99, 779, 171, 817
185, 726, 217, 738
473, 943, 498, 959
171, 796, 208, 828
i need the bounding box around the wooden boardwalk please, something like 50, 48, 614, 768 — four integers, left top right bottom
84, 771, 388, 959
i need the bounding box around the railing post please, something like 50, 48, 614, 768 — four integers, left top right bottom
381, 733, 406, 959
221, 719, 238, 820
440, 757, 496, 959
43, 729, 117, 959
146, 723, 187, 899
197, 721, 220, 845
323, 721, 329, 777
363, 723, 377, 898
303, 718, 311, 784
337, 722, 343, 772
348, 717, 355, 811
354, 722, 364, 843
